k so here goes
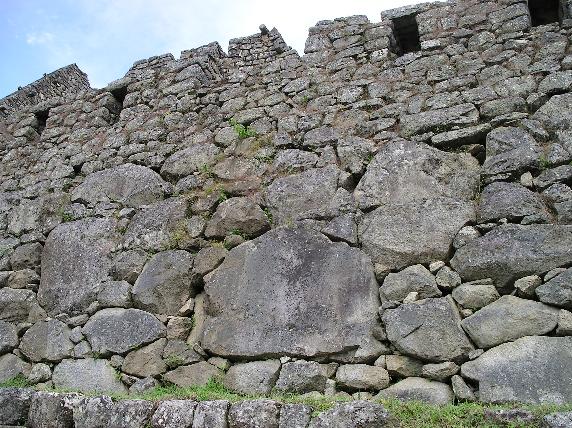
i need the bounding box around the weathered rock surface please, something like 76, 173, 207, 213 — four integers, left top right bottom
71, 163, 170, 208
223, 360, 281, 395
309, 401, 391, 428
377, 377, 454, 405
451, 279, 500, 310
275, 360, 335, 394
28, 391, 78, 428
72, 396, 154, 428
279, 404, 312, 428
536, 268, 572, 309
383, 297, 474, 363
477, 182, 550, 223
83, 308, 165, 355
163, 361, 222, 388
132, 250, 197, 315
0, 320, 18, 354
0, 387, 32, 426
122, 339, 167, 377
52, 358, 127, 394
380, 264, 441, 301
228, 400, 280, 428
19, 319, 74, 362
451, 225, 572, 293
0, 288, 44, 323
0, 353, 30, 382
201, 226, 380, 360
335, 364, 390, 391
483, 127, 542, 178
461, 296, 559, 348
151, 400, 197, 428
192, 400, 229, 428
160, 143, 221, 180
38, 218, 119, 315
461, 336, 572, 404
204, 197, 270, 238
543, 411, 572, 428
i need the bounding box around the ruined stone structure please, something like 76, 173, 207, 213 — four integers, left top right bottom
3, 0, 572, 425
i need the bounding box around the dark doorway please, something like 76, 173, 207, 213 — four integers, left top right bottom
529, 0, 560, 26
34, 109, 50, 135
392, 14, 421, 55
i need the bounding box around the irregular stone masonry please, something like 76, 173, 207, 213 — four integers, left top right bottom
2, 0, 572, 412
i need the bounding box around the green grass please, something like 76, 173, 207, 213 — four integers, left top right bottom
229, 118, 257, 140
3, 375, 571, 427
0, 374, 32, 388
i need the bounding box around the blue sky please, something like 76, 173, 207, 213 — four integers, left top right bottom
0, 0, 426, 97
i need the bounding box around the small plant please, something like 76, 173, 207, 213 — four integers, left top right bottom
230, 118, 257, 140
91, 351, 102, 359
301, 95, 311, 106
0, 374, 31, 388
263, 207, 273, 224
199, 163, 215, 178
164, 355, 186, 369
538, 154, 551, 171
218, 189, 228, 203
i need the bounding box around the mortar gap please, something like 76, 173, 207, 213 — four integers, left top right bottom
528, 0, 560, 26
392, 13, 421, 55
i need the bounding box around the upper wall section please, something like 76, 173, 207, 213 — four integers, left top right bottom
0, 64, 91, 117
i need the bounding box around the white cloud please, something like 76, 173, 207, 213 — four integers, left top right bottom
25, 31, 54, 45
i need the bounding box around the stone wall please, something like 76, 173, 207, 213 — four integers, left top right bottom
2, 0, 572, 412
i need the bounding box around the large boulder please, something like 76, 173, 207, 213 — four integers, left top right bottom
450, 224, 572, 293
19, 319, 74, 362
192, 400, 229, 428
132, 250, 197, 315
71, 163, 170, 208
377, 377, 454, 405
52, 358, 127, 394
356, 140, 478, 270
27, 391, 78, 428
163, 361, 222, 388
399, 104, 479, 137
477, 182, 550, 223
223, 360, 280, 395
228, 400, 280, 428
461, 295, 559, 349
335, 364, 390, 391
0, 387, 32, 426
0, 288, 44, 323
380, 265, 441, 301
536, 267, 572, 309
122, 338, 167, 377
0, 354, 30, 382
461, 336, 572, 404
160, 143, 221, 180
82, 308, 165, 355
204, 197, 270, 238
275, 360, 336, 394
382, 296, 474, 363
264, 166, 353, 225
72, 396, 154, 428
151, 400, 197, 428
38, 218, 119, 315
201, 226, 381, 360
309, 401, 391, 428
533, 93, 572, 132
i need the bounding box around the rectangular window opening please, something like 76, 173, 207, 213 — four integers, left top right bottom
392, 14, 421, 55
109, 86, 128, 123
529, 0, 560, 26
34, 109, 50, 135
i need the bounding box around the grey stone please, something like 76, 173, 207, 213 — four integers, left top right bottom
19, 319, 74, 362
483, 127, 542, 178
264, 166, 352, 225
83, 308, 165, 355
380, 265, 441, 302
534, 166, 572, 191
7, 193, 69, 237
383, 296, 474, 363
515, 275, 543, 298
112, 250, 148, 284
543, 412, 572, 428
309, 401, 390, 428
192, 400, 229, 428
453, 226, 481, 249
72, 396, 154, 428
435, 266, 462, 290
38, 217, 119, 316
557, 310, 572, 335
477, 182, 549, 223
7, 268, 40, 290
28, 363, 52, 384
52, 358, 127, 394
431, 124, 491, 148
461, 295, 559, 349
129, 376, 159, 394
9, 242, 42, 271
321, 214, 358, 245
279, 404, 312, 428
537, 268, 572, 309
0, 387, 32, 426
122, 197, 189, 251
0, 320, 18, 355
385, 355, 423, 378
377, 377, 454, 405
223, 360, 281, 395
451, 224, 572, 293
451, 374, 476, 401
160, 143, 221, 180
275, 361, 336, 394
0, 288, 44, 323
151, 400, 197, 428
202, 226, 380, 360
335, 364, 390, 391
163, 361, 222, 388
533, 93, 572, 132
205, 197, 270, 238
461, 336, 572, 404
132, 250, 197, 315
400, 104, 479, 137
337, 137, 375, 175
163, 339, 203, 368
193, 246, 228, 276
360, 199, 475, 272
167, 317, 193, 340
72, 163, 170, 208
451, 279, 500, 310
539, 71, 572, 95
0, 354, 30, 383
303, 126, 339, 148
421, 362, 459, 381
355, 140, 479, 211
98, 280, 132, 308
28, 391, 78, 428
228, 400, 280, 428
122, 338, 167, 377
